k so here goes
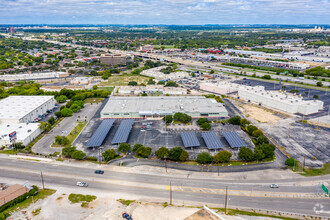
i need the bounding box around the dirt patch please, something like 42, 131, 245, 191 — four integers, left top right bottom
240, 104, 282, 124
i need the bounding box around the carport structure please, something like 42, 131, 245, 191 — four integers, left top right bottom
86, 119, 116, 148
111, 119, 134, 144
201, 132, 224, 150
181, 131, 200, 148
223, 132, 247, 148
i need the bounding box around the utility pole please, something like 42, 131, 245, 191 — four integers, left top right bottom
303, 156, 306, 171
217, 166, 219, 176
170, 181, 172, 205
40, 171, 45, 189
224, 186, 228, 214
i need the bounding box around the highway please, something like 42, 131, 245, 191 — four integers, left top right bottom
0, 158, 329, 218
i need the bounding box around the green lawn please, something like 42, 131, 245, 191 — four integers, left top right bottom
4, 189, 56, 215
68, 193, 96, 203
152, 45, 177, 49
84, 97, 104, 104
99, 73, 151, 86
301, 164, 330, 176
97, 86, 114, 92
0, 149, 16, 154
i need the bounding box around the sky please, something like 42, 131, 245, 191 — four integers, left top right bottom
0, 0, 329, 24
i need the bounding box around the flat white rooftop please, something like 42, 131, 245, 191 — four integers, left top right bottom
0, 96, 54, 120
0, 123, 40, 143
102, 96, 227, 114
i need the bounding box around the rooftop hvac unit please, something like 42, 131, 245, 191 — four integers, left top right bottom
19, 126, 22, 128
28, 129, 31, 132
7, 125, 10, 127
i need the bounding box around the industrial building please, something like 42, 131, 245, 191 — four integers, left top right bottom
141, 66, 190, 80
0, 72, 68, 81
237, 86, 324, 115
70, 77, 93, 85
199, 81, 240, 94
100, 54, 128, 65
117, 85, 187, 96
101, 96, 228, 119
0, 123, 41, 146
0, 96, 55, 124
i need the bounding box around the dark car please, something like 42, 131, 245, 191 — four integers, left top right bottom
94, 170, 104, 174
122, 213, 132, 220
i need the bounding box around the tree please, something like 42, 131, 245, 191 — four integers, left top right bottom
252, 129, 263, 138
173, 112, 191, 124
135, 146, 152, 158
92, 85, 98, 90
196, 152, 213, 164
197, 118, 209, 126
157, 81, 165, 85
163, 115, 173, 124
147, 80, 156, 85
179, 150, 189, 162
246, 125, 258, 135
118, 143, 131, 153
285, 158, 296, 167
316, 82, 323, 87
165, 81, 178, 87
55, 135, 69, 146
128, 81, 138, 86
48, 116, 55, 125
55, 111, 62, 118
56, 95, 68, 103
200, 122, 211, 130
141, 93, 148, 96
257, 144, 275, 159
240, 119, 250, 127
155, 147, 169, 159
238, 147, 254, 162
169, 147, 183, 161
210, 69, 215, 74
213, 150, 232, 163
70, 104, 81, 113
228, 116, 241, 125
133, 143, 144, 153
313, 95, 319, 99
39, 122, 51, 132
62, 146, 76, 157
262, 75, 271, 80
253, 149, 265, 161
256, 136, 269, 145
102, 149, 117, 162
60, 108, 73, 117
71, 150, 86, 160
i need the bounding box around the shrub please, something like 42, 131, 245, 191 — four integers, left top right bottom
228, 116, 241, 125
255, 136, 269, 145
246, 125, 258, 135
213, 150, 232, 163
238, 147, 254, 162
169, 147, 183, 161
85, 156, 97, 161
71, 150, 86, 160
240, 119, 250, 126
102, 149, 117, 162
135, 146, 152, 158
117, 143, 131, 153
163, 115, 173, 124
133, 143, 144, 153
252, 129, 263, 138
196, 152, 213, 164
285, 158, 296, 167
155, 147, 169, 159
55, 136, 69, 146
179, 150, 189, 162
62, 146, 76, 157
197, 118, 209, 126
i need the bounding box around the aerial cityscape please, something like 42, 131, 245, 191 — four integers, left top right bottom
0, 1, 329, 220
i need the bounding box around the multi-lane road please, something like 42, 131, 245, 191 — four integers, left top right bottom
1, 157, 329, 218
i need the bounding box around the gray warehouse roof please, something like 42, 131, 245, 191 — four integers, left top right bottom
223, 132, 247, 148
111, 119, 134, 144
86, 119, 115, 148
181, 132, 200, 148
101, 96, 227, 115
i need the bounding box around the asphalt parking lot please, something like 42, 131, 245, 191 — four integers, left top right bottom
78, 118, 254, 160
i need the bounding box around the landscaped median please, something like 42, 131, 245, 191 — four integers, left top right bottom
52, 121, 87, 148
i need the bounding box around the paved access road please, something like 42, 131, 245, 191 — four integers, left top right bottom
0, 158, 329, 218
32, 103, 101, 155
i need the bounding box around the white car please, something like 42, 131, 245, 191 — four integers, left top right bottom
76, 182, 88, 187
269, 184, 279, 188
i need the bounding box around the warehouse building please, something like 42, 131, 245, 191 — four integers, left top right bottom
199, 81, 240, 94
237, 86, 324, 115
0, 96, 55, 124
0, 123, 41, 146
117, 85, 187, 96
101, 96, 228, 119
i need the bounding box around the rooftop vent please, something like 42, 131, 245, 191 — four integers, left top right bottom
28, 129, 31, 132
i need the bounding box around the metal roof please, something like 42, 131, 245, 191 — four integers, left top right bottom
111, 119, 134, 144
181, 131, 200, 148
201, 132, 224, 150
86, 119, 115, 148
223, 132, 247, 148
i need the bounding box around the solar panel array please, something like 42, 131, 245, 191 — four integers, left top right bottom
201, 132, 224, 150
111, 119, 134, 144
181, 132, 200, 148
86, 119, 116, 148
223, 132, 247, 148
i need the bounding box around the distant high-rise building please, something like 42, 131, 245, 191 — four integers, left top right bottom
7, 27, 15, 34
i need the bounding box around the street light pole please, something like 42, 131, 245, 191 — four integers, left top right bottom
224, 186, 228, 214
40, 171, 45, 189
170, 181, 172, 205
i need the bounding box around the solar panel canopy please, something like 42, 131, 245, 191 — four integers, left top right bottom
86, 119, 115, 147
201, 132, 224, 150
223, 132, 246, 148
181, 131, 200, 148
111, 119, 134, 144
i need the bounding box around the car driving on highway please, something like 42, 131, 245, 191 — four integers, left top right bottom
94, 170, 104, 174
76, 181, 88, 187
270, 184, 279, 188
